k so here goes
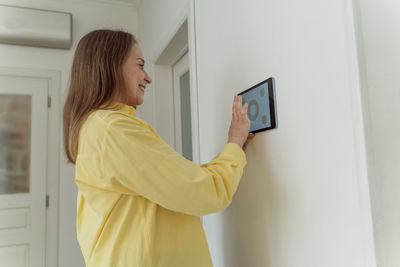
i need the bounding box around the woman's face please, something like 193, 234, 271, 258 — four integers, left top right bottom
121, 43, 152, 106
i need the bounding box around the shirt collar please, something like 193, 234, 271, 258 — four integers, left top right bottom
99, 100, 137, 116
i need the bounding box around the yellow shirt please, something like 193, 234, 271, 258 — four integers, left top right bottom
75, 101, 247, 267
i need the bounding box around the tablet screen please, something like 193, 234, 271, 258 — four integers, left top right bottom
238, 77, 277, 133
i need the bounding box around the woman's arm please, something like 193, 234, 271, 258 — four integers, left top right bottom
93, 95, 254, 217
100, 116, 246, 217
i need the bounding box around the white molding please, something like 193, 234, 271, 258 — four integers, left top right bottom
188, 0, 200, 165
172, 52, 189, 155
0, 66, 61, 267
345, 1, 377, 267
0, 0, 138, 10
66, 0, 138, 8
171, 44, 189, 68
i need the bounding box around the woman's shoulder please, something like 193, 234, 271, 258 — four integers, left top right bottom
88, 109, 156, 138
92, 108, 144, 127
78, 109, 139, 154
79, 108, 160, 155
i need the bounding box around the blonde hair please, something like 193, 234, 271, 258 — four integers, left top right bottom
63, 29, 136, 164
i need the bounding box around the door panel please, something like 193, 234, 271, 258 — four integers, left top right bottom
0, 74, 47, 267
172, 52, 193, 161
179, 70, 192, 161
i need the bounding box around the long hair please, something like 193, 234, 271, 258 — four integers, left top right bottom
63, 29, 136, 164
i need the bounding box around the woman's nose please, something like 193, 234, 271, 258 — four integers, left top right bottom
145, 72, 152, 84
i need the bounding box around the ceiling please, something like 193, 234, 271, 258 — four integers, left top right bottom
97, 0, 141, 7
53, 0, 142, 8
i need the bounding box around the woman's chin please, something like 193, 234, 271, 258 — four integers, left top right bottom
136, 98, 144, 106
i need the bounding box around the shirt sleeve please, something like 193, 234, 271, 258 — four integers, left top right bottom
100, 116, 247, 217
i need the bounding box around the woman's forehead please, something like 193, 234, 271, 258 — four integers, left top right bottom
131, 44, 143, 58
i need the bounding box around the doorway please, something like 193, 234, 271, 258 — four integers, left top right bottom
153, 17, 200, 164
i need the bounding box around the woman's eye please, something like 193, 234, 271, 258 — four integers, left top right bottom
139, 64, 144, 69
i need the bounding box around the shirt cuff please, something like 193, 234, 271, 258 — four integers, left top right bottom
222, 142, 247, 168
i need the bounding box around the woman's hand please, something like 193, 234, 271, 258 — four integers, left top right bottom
243, 133, 256, 151
228, 95, 255, 150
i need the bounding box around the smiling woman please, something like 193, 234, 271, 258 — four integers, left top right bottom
117, 44, 152, 107
63, 29, 253, 267
63, 29, 136, 164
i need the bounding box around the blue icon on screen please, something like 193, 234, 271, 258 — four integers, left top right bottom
242, 84, 271, 132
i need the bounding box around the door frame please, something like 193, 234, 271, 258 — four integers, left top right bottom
0, 67, 60, 267
172, 52, 190, 156
150, 0, 201, 165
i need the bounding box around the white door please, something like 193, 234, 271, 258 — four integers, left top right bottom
172, 52, 193, 161
0, 74, 47, 267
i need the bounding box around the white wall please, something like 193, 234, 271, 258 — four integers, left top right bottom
354, 0, 400, 266
136, 0, 189, 125
139, 0, 376, 267
196, 1, 376, 266
0, 1, 138, 266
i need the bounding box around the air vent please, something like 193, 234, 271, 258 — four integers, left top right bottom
0, 5, 72, 49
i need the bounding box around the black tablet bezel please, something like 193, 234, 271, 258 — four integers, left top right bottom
238, 77, 277, 133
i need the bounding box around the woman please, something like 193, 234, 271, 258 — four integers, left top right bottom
63, 29, 254, 267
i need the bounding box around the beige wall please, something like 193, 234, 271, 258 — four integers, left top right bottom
0, 1, 138, 266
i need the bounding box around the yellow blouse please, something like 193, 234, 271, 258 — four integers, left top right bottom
75, 101, 247, 267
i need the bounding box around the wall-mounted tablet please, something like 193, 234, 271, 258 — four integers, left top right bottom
238, 77, 278, 133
